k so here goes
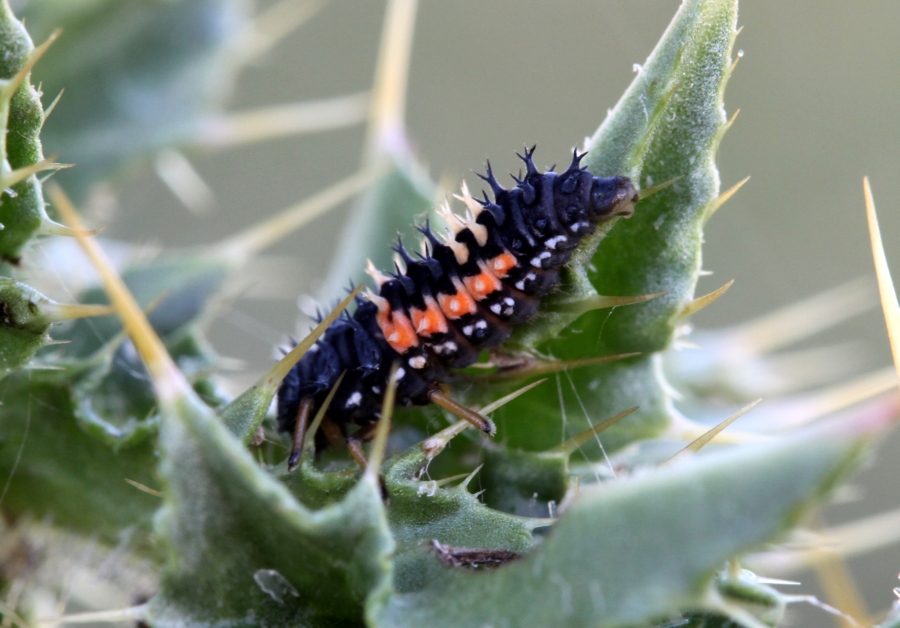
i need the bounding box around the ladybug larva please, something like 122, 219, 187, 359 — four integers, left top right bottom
277, 147, 638, 469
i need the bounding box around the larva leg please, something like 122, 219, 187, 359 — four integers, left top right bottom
346, 423, 390, 500
287, 397, 315, 472
320, 417, 347, 450
427, 383, 497, 436
346, 422, 380, 471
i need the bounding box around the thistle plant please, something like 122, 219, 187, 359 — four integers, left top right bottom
0, 1, 899, 627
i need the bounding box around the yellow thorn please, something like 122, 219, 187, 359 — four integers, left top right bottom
365, 0, 419, 160
36, 605, 148, 626
432, 471, 472, 487
263, 286, 363, 391
458, 463, 483, 490
41, 301, 115, 322
0, 157, 72, 190
749, 507, 900, 575
547, 406, 639, 456
479, 353, 640, 384
479, 378, 546, 414
47, 184, 194, 405
636, 176, 683, 201
124, 478, 162, 497
37, 218, 102, 238
704, 175, 750, 221
726, 278, 874, 355
807, 510, 874, 628
214, 165, 383, 262
0, 29, 59, 102
772, 367, 897, 432
665, 398, 762, 464
721, 108, 741, 135
153, 149, 216, 214
423, 379, 545, 460
679, 279, 734, 318
42, 88, 64, 123
303, 371, 346, 454
544, 291, 665, 316
236, 0, 329, 64
365, 362, 398, 479
865, 177, 900, 388
194, 92, 370, 149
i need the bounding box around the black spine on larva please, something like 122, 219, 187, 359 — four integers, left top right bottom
276, 148, 639, 443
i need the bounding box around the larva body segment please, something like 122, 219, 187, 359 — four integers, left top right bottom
277, 148, 639, 448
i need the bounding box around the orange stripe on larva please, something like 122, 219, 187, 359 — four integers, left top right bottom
438, 279, 478, 319
374, 300, 419, 354
411, 297, 448, 336
489, 252, 518, 278
463, 267, 502, 300
387, 311, 419, 353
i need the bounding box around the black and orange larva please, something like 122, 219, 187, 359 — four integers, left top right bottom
277, 147, 638, 469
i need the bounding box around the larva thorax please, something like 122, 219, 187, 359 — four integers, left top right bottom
276, 147, 638, 446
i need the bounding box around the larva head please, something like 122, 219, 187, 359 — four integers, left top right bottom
589, 176, 639, 222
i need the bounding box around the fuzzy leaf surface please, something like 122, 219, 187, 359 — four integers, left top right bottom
149, 394, 394, 627
0, 0, 52, 263
0, 374, 160, 544
492, 0, 739, 454
373, 417, 868, 627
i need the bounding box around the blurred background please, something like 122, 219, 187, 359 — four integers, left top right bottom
17, 0, 900, 624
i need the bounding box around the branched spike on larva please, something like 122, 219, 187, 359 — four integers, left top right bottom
477, 160, 506, 197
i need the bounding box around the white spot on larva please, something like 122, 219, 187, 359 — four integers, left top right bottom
493, 259, 505, 271
530, 251, 551, 268
475, 278, 485, 292
475, 320, 488, 330
409, 355, 427, 369
345, 392, 362, 408
449, 300, 461, 313
515, 280, 526, 290
371, 386, 382, 393
387, 332, 400, 343
490, 303, 502, 314
434, 341, 458, 355
526, 272, 537, 281
503, 306, 514, 316
545, 235, 567, 250
572, 221, 590, 233
503, 297, 515, 306
462, 325, 475, 336
393, 368, 406, 382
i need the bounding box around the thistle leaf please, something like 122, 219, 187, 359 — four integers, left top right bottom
148, 393, 394, 626
372, 413, 877, 627
493, 0, 739, 454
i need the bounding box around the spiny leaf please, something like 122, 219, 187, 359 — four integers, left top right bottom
493, 0, 740, 455
373, 410, 882, 627
0, 1, 55, 262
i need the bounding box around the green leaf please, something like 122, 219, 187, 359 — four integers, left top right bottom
372, 416, 869, 627
22, 0, 248, 197
492, 0, 739, 454
0, 0, 53, 263
0, 373, 160, 544
148, 393, 394, 626
0, 279, 56, 378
